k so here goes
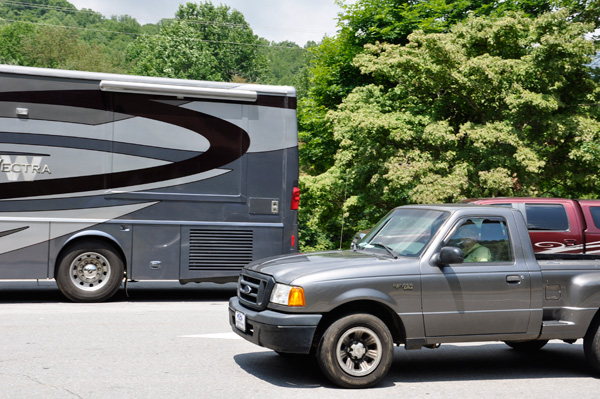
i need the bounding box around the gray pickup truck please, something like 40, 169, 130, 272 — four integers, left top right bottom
228, 204, 600, 388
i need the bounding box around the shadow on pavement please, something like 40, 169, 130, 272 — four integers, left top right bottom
0, 280, 237, 303
234, 351, 327, 389
389, 341, 590, 383
234, 341, 592, 389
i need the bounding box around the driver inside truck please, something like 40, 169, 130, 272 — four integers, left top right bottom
454, 222, 491, 263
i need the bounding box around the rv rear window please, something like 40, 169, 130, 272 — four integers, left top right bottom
525, 204, 569, 231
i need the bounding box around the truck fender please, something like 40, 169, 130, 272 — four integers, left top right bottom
569, 273, 600, 308
315, 289, 410, 345
328, 288, 397, 309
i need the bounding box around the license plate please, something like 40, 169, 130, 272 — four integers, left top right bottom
235, 311, 246, 332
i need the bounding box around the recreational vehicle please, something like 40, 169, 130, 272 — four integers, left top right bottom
0, 65, 299, 302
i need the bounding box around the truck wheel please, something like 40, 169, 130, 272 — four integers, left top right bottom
56, 240, 124, 302
317, 314, 393, 388
584, 319, 600, 374
504, 340, 548, 352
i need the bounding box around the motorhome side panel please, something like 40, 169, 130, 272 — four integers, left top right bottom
0, 69, 113, 279
113, 96, 298, 283
0, 65, 299, 301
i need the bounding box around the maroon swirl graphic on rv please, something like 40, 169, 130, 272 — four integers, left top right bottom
0, 90, 250, 200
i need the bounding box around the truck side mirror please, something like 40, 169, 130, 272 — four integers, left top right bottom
351, 232, 367, 250
433, 246, 464, 267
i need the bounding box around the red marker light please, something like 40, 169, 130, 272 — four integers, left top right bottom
291, 186, 300, 210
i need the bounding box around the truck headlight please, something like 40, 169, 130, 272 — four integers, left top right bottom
270, 283, 305, 307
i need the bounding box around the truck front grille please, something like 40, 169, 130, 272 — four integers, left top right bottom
238, 271, 275, 310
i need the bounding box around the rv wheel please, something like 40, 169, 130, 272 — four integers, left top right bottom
56, 240, 124, 302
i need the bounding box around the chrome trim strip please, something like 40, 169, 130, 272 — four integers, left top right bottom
100, 80, 257, 102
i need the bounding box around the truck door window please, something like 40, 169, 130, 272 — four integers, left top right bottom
447, 218, 512, 263
525, 204, 569, 231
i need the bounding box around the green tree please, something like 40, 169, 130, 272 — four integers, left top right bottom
300, 10, 599, 251
0, 0, 76, 21
18, 25, 123, 71
300, 0, 600, 176
259, 40, 314, 93
0, 1, 142, 73
0, 22, 36, 64
126, 1, 265, 82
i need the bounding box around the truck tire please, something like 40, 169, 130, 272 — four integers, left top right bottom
56, 240, 124, 302
584, 319, 600, 374
504, 340, 548, 352
317, 313, 393, 388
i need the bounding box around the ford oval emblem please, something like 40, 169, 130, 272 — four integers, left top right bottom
240, 285, 252, 295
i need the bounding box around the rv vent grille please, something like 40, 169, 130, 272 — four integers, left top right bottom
188, 229, 253, 270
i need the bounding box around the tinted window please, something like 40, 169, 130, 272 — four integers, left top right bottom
590, 207, 600, 229
525, 204, 568, 231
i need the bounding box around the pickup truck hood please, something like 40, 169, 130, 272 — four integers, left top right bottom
245, 250, 416, 285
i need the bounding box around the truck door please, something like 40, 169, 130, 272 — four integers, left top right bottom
421, 217, 532, 337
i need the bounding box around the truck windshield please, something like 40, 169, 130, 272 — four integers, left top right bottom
357, 209, 449, 257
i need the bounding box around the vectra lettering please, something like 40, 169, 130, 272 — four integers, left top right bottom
0, 155, 51, 181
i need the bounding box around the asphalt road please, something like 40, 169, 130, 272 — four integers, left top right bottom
0, 280, 599, 398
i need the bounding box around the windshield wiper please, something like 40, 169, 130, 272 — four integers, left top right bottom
371, 242, 398, 259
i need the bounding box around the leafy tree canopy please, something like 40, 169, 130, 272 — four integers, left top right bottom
300, 10, 599, 251
0, 20, 127, 71
300, 0, 600, 175
0, 0, 76, 21
259, 40, 316, 96
126, 1, 266, 82
0, 0, 144, 72
1, 1, 310, 84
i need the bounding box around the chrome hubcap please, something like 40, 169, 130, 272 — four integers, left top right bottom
70, 252, 111, 291
336, 326, 383, 376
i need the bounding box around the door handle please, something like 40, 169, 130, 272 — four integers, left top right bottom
564, 239, 577, 246
506, 275, 523, 283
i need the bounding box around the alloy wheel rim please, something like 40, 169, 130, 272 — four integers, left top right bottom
335, 326, 383, 376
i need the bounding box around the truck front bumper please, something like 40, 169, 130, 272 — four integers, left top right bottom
228, 297, 322, 354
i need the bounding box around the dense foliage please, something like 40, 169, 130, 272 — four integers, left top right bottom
299, 1, 600, 251
300, 0, 600, 176
126, 3, 264, 81
0, 0, 309, 82
0, 0, 146, 71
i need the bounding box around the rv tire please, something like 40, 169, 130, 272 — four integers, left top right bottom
56, 240, 124, 302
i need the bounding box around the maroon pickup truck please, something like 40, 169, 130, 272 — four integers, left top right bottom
464, 198, 600, 254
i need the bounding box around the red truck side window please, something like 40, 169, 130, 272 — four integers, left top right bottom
589, 207, 600, 229
525, 204, 569, 231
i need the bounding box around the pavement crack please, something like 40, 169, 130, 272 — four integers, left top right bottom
0, 373, 84, 399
